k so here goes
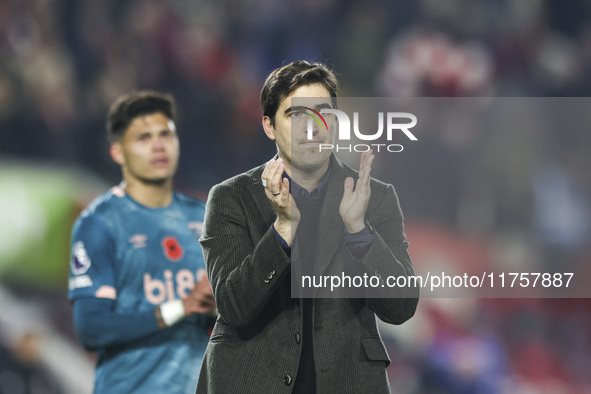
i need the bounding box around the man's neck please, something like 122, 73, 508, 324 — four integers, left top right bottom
123, 178, 173, 208
283, 159, 330, 192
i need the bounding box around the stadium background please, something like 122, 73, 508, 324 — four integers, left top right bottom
1, 0, 591, 393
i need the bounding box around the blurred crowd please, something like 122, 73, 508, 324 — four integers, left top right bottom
1, 0, 591, 393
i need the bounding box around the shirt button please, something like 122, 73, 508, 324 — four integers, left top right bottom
284, 375, 293, 385
295, 332, 301, 344
264, 279, 270, 284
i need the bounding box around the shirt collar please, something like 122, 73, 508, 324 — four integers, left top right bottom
284, 161, 332, 200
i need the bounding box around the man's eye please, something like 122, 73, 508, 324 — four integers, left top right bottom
289, 111, 304, 118
138, 134, 150, 141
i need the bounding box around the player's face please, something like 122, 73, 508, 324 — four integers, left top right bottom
112, 112, 180, 185
262, 83, 335, 174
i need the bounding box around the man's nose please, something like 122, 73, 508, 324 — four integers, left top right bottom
307, 117, 321, 138
152, 137, 166, 150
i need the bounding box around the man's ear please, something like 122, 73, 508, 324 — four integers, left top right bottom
262, 116, 276, 141
110, 143, 125, 166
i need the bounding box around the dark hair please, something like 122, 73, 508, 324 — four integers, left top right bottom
260, 60, 338, 125
107, 90, 176, 142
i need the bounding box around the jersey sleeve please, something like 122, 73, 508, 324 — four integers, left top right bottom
68, 214, 117, 301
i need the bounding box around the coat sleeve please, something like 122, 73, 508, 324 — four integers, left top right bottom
361, 183, 419, 325
199, 183, 291, 328
69, 216, 161, 350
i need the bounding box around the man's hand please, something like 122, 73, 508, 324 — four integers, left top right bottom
182, 270, 216, 315
261, 158, 300, 245
340, 150, 375, 233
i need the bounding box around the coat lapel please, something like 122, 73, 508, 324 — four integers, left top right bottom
247, 162, 277, 228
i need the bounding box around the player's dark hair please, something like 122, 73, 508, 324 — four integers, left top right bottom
107, 90, 176, 142
260, 60, 338, 125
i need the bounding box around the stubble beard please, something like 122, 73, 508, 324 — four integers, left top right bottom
290, 150, 331, 182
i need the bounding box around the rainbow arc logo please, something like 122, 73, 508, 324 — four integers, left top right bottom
304, 107, 328, 130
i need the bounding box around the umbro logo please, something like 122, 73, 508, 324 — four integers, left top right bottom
129, 234, 147, 249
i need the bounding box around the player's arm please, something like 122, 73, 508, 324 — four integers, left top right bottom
73, 291, 214, 351
68, 216, 208, 351
73, 297, 159, 350
157, 271, 216, 328
199, 181, 292, 328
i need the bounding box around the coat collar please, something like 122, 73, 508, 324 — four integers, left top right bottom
247, 160, 277, 227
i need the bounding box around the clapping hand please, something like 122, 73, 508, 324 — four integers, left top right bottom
339, 151, 375, 233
